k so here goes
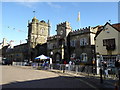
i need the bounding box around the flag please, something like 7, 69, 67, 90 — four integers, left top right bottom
77, 12, 80, 21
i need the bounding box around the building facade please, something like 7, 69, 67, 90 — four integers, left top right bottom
68, 26, 99, 65
1, 17, 50, 62
95, 22, 120, 66
47, 21, 99, 65
47, 21, 72, 63
3, 43, 28, 62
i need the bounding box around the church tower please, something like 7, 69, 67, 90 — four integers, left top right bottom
27, 17, 50, 48
27, 17, 50, 61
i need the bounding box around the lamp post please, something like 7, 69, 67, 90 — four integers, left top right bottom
97, 54, 103, 83
50, 51, 53, 69
51, 51, 53, 59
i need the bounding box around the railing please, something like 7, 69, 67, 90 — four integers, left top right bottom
12, 62, 118, 79
52, 64, 96, 75
50, 64, 118, 79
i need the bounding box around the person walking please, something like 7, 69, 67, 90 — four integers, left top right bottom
103, 61, 108, 78
63, 59, 67, 73
69, 61, 72, 71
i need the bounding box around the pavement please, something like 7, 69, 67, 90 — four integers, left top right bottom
12, 65, 119, 90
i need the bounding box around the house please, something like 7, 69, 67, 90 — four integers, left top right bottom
95, 22, 120, 67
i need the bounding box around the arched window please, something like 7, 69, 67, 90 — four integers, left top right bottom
80, 38, 88, 46
81, 53, 87, 62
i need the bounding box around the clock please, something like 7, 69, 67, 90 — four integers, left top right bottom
60, 30, 63, 35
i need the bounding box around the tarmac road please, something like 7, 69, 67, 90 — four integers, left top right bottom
0, 65, 116, 90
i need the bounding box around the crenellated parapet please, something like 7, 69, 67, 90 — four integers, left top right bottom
27, 16, 49, 48
57, 21, 70, 27
47, 35, 61, 41
28, 17, 48, 27
69, 26, 91, 35
57, 21, 72, 30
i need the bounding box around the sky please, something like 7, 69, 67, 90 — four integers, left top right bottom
1, 1, 119, 46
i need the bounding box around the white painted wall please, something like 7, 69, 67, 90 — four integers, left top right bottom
96, 24, 119, 55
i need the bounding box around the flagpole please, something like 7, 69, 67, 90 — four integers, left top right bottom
78, 19, 81, 29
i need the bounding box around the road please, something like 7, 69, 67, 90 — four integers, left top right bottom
1, 65, 116, 90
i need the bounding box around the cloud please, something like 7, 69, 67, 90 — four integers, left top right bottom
47, 2, 61, 8
18, 2, 37, 8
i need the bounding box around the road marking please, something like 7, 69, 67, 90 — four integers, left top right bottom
56, 71, 99, 90
75, 77, 99, 90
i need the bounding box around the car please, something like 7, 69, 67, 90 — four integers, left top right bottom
107, 66, 116, 74
24, 62, 31, 66
2, 58, 12, 65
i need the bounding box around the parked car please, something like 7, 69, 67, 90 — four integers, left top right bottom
2, 58, 12, 65
24, 62, 31, 66
107, 65, 116, 74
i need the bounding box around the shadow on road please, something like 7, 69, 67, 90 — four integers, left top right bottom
1, 75, 116, 90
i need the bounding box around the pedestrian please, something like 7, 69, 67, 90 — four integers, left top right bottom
63, 60, 66, 64
69, 60, 72, 71
115, 59, 120, 78
49, 58, 53, 69
62, 59, 66, 73
103, 61, 108, 78
42, 61, 45, 68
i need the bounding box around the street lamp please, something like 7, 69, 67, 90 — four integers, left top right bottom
50, 51, 53, 60
97, 54, 103, 83
51, 51, 53, 56
50, 51, 53, 69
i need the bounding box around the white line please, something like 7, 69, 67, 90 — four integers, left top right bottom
58, 71, 99, 90
76, 77, 99, 90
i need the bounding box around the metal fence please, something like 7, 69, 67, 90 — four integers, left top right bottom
52, 64, 96, 74
51, 64, 118, 79
12, 62, 118, 79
